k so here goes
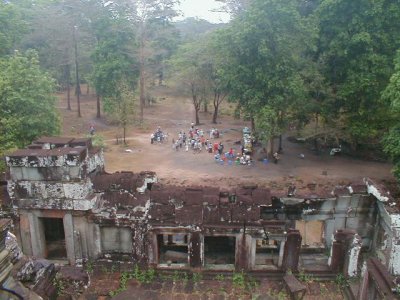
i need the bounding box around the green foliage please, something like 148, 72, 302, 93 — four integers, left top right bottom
383, 125, 400, 180
109, 271, 130, 297
0, 2, 27, 57
382, 50, 400, 182
254, 106, 280, 145
90, 7, 138, 104
298, 269, 313, 283
132, 265, 156, 284
213, 0, 311, 139
104, 78, 136, 142
335, 273, 348, 288
108, 265, 157, 296
192, 272, 202, 283
215, 274, 225, 281
86, 134, 105, 149
53, 275, 66, 297
0, 50, 60, 152
232, 271, 246, 289
315, 0, 400, 146
84, 260, 94, 273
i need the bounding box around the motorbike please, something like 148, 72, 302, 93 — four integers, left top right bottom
330, 145, 342, 156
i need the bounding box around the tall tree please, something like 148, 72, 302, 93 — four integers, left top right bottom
316, 0, 400, 149
90, 1, 138, 119
215, 0, 312, 155
105, 78, 136, 144
381, 51, 400, 181
0, 2, 27, 57
168, 39, 214, 125
0, 50, 60, 149
122, 0, 179, 123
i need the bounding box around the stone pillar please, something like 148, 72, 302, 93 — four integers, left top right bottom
347, 234, 362, 277
28, 213, 45, 258
88, 223, 101, 259
278, 239, 286, 268
132, 224, 149, 266
189, 232, 202, 268
74, 230, 83, 266
388, 214, 400, 275
328, 240, 345, 272
19, 213, 33, 256
236, 233, 252, 271
0, 220, 13, 284
329, 229, 361, 277
63, 213, 75, 265
282, 229, 302, 272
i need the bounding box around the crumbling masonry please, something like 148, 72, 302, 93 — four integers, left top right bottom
4, 137, 400, 282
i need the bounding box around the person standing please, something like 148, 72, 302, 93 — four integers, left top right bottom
273, 152, 280, 164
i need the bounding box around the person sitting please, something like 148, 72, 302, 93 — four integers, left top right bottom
208, 142, 213, 153
89, 125, 95, 135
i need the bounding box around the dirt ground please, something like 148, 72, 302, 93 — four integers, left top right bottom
58, 85, 395, 190
60, 86, 359, 299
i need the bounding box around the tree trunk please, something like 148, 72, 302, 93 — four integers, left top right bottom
73, 26, 81, 117
66, 64, 71, 110
67, 80, 71, 111
278, 111, 283, 153
123, 125, 126, 145
278, 134, 283, 153
86, 83, 89, 95
268, 138, 275, 158
195, 107, 200, 125
251, 116, 255, 131
203, 100, 208, 113
96, 94, 101, 118
139, 26, 145, 124
212, 104, 219, 124
158, 70, 163, 86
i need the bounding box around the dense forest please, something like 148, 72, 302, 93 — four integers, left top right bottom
1, 0, 400, 181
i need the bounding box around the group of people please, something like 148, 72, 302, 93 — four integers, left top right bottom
170, 123, 222, 153
156, 123, 256, 166
167, 123, 257, 166
214, 146, 253, 166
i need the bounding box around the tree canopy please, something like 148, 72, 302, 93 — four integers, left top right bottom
0, 50, 60, 150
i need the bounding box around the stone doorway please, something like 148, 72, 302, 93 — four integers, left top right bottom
41, 217, 67, 259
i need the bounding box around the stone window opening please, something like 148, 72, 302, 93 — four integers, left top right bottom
157, 234, 189, 266
204, 236, 236, 270
254, 238, 280, 269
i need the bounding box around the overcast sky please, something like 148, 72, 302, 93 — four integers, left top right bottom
176, 0, 231, 23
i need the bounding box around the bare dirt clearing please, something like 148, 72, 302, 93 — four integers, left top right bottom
58, 85, 395, 190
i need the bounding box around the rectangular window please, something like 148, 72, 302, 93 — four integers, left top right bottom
101, 227, 132, 253
157, 234, 188, 266
204, 236, 236, 268
255, 239, 280, 269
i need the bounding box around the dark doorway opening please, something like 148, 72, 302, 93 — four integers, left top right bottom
255, 239, 280, 269
157, 234, 188, 265
204, 236, 236, 265
41, 218, 67, 259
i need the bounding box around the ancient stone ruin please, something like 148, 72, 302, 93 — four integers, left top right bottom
3, 136, 400, 298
